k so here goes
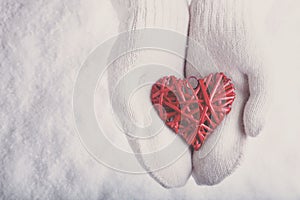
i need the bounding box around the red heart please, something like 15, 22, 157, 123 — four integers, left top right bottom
150, 73, 235, 151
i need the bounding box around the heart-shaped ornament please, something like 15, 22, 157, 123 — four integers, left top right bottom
150, 73, 235, 151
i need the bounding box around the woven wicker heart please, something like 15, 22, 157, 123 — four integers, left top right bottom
150, 73, 235, 151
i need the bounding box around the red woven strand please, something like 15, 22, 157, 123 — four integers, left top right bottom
150, 73, 235, 151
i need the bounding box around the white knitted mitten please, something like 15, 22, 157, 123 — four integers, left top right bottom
186, 0, 269, 185
108, 0, 192, 188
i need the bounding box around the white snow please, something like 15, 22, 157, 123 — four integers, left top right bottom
1, 0, 300, 199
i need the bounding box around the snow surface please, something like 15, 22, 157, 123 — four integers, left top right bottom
1, 0, 300, 199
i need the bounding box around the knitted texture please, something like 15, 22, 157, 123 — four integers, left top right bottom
109, 0, 269, 188
186, 0, 269, 185
109, 0, 191, 188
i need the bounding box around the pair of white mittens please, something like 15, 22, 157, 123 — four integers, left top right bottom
108, 0, 269, 188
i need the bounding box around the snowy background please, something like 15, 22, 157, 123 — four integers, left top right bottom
1, 0, 300, 199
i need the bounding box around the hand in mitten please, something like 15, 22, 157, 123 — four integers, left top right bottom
186, 0, 269, 185
108, 0, 269, 188
108, 0, 192, 188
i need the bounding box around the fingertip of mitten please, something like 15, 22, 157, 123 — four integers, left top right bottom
243, 98, 267, 137
244, 118, 264, 137
192, 142, 245, 186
